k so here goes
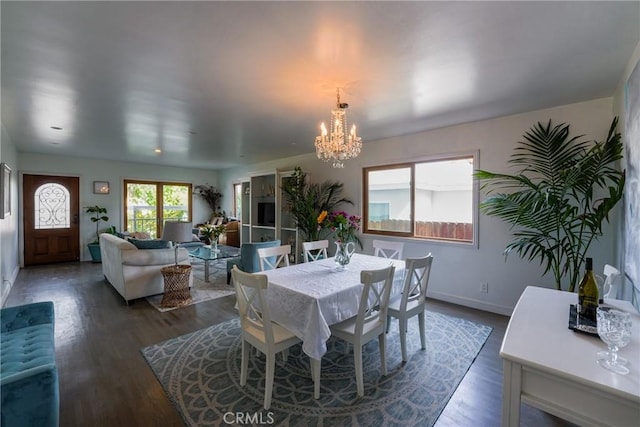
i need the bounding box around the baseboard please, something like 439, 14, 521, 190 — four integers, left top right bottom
1, 265, 20, 307
428, 290, 514, 316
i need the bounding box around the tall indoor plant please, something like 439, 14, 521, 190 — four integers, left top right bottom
194, 184, 223, 218
474, 118, 625, 292
281, 166, 354, 242
85, 205, 109, 262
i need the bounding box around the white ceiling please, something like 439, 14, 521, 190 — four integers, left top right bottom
2, 1, 639, 170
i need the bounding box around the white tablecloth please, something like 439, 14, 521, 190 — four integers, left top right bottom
263, 253, 406, 360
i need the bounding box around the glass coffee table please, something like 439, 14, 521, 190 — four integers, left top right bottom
189, 244, 240, 283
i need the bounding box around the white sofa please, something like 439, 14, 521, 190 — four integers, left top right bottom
99, 233, 192, 303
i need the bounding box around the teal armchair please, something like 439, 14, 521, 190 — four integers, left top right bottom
226, 240, 281, 283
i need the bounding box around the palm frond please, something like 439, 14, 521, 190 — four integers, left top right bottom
475, 117, 624, 291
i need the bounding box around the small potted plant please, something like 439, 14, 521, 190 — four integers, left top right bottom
85, 205, 109, 262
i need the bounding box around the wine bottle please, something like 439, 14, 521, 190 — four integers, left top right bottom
578, 257, 599, 322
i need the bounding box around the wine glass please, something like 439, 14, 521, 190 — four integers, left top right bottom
596, 307, 632, 375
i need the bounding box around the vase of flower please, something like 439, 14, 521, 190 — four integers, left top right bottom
199, 223, 225, 252
317, 210, 362, 270
334, 241, 355, 270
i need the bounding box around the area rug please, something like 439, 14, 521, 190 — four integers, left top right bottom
141, 312, 492, 426
146, 260, 234, 312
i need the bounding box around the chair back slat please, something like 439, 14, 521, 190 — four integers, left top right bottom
302, 240, 329, 262
231, 266, 274, 344
257, 245, 291, 271
356, 265, 395, 335
399, 254, 433, 311
372, 240, 404, 260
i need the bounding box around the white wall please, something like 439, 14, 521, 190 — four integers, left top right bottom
428, 190, 472, 222
18, 153, 218, 262
219, 97, 619, 315
0, 125, 20, 306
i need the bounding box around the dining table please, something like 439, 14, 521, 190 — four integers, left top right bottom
262, 253, 406, 398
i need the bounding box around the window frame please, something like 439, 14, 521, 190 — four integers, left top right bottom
362, 151, 479, 247
123, 179, 193, 238
233, 182, 242, 219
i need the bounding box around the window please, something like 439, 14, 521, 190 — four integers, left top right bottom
124, 180, 192, 238
233, 183, 242, 219
368, 202, 390, 221
363, 153, 477, 244
34, 183, 70, 229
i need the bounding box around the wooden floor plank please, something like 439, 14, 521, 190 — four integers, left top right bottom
4, 262, 573, 427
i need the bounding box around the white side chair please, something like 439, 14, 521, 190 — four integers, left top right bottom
601, 264, 621, 299
302, 240, 328, 263
372, 239, 404, 260
330, 265, 395, 397
257, 244, 291, 271
387, 254, 434, 362
231, 266, 301, 410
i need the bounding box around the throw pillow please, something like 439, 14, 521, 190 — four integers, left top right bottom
128, 238, 171, 249
129, 231, 151, 240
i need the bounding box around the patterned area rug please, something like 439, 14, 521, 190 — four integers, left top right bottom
146, 260, 234, 312
141, 312, 492, 426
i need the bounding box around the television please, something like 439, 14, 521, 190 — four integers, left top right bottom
257, 202, 276, 226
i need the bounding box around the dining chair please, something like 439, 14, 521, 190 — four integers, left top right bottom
387, 254, 433, 362
257, 244, 291, 271
231, 266, 302, 410
329, 264, 396, 397
372, 239, 404, 260
601, 264, 621, 299
302, 240, 328, 262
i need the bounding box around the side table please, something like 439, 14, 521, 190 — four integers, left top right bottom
160, 265, 192, 308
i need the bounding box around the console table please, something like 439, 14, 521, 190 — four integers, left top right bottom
501, 286, 640, 426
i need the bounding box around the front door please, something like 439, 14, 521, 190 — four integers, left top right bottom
23, 174, 80, 266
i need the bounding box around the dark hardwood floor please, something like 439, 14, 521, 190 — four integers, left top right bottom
5, 262, 573, 427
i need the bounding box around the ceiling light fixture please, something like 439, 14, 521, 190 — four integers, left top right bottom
314, 88, 362, 168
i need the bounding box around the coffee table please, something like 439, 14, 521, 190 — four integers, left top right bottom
189, 244, 240, 282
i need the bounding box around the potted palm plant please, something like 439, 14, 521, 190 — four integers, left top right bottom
281, 166, 355, 243
85, 205, 109, 262
474, 117, 625, 291
194, 184, 224, 219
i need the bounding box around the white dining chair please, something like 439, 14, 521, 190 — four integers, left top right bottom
257, 244, 291, 271
329, 265, 395, 397
302, 240, 328, 263
372, 239, 404, 260
231, 266, 301, 410
601, 264, 621, 299
387, 254, 433, 362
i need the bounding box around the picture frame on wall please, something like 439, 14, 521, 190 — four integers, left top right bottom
93, 181, 110, 194
1, 163, 11, 219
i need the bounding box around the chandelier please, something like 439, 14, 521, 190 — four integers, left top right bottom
314, 88, 362, 168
